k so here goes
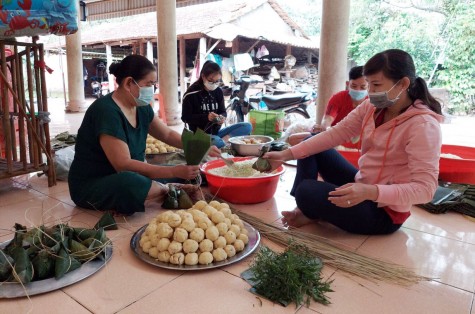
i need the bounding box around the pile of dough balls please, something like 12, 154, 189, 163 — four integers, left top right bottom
145, 135, 178, 154
139, 200, 249, 266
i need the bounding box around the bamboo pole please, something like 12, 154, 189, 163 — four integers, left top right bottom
1, 42, 13, 172
25, 46, 38, 168
15, 44, 27, 168
33, 43, 44, 165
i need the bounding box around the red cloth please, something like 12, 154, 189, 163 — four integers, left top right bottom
325, 90, 355, 126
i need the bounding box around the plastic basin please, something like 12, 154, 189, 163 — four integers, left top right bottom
200, 157, 285, 204
338, 144, 475, 185
439, 144, 475, 184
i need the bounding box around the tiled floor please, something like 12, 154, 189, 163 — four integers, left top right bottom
1, 97, 474, 314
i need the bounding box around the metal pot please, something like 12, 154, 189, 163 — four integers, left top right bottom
228, 135, 274, 156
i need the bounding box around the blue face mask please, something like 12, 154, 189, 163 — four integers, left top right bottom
348, 88, 367, 101
132, 80, 155, 106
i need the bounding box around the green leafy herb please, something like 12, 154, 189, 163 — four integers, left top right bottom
248, 243, 333, 307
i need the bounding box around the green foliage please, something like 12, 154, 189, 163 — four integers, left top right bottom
249, 243, 333, 307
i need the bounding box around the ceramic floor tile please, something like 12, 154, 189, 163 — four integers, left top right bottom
357, 228, 475, 292
404, 206, 475, 245
0, 290, 90, 314
295, 306, 321, 314
232, 196, 295, 224
308, 270, 472, 314
117, 269, 298, 314
12, 174, 70, 195
0, 179, 44, 207
62, 233, 182, 314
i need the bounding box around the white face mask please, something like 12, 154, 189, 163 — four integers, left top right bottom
131, 80, 154, 106
368, 80, 402, 109
204, 79, 220, 91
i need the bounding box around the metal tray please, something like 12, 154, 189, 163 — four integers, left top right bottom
130, 221, 260, 270
0, 241, 113, 298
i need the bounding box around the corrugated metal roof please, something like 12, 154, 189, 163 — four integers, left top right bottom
46, 0, 318, 50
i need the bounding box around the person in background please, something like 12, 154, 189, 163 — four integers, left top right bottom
264, 49, 443, 235
181, 60, 252, 148
68, 55, 220, 215
288, 66, 368, 146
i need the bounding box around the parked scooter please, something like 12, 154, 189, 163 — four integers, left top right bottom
226, 75, 316, 125
91, 80, 102, 98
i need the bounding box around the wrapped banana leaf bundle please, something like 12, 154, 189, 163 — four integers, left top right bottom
252, 141, 289, 172
162, 185, 194, 209
181, 128, 211, 165
0, 213, 114, 284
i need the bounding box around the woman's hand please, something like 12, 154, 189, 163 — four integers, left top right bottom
262, 150, 293, 171
328, 183, 379, 207
172, 164, 201, 180
207, 145, 222, 158
208, 112, 219, 122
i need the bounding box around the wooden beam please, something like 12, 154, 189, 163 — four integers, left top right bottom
205, 39, 221, 58
246, 40, 261, 53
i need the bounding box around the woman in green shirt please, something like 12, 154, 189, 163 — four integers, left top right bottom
69, 55, 219, 215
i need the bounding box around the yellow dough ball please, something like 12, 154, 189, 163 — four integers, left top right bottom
197, 217, 213, 230
199, 239, 213, 252
230, 214, 240, 222
224, 231, 237, 244
170, 253, 185, 265
211, 211, 225, 224
209, 200, 221, 209
158, 211, 174, 223
194, 200, 208, 210
142, 241, 152, 253
167, 241, 183, 254
216, 222, 229, 236
229, 224, 241, 236
167, 213, 182, 228
148, 247, 159, 259
183, 239, 199, 253
149, 233, 161, 247
237, 233, 249, 245
180, 218, 196, 232
139, 235, 150, 247
218, 207, 232, 218
185, 253, 199, 265
203, 205, 218, 218
157, 251, 171, 263
213, 236, 227, 249
173, 228, 189, 243
212, 248, 227, 262
145, 223, 157, 236
205, 226, 219, 241
224, 245, 236, 258
224, 218, 232, 228
190, 228, 205, 242
234, 218, 245, 229
234, 239, 245, 252
157, 223, 174, 238
240, 228, 249, 236
219, 202, 230, 209
198, 252, 214, 265
157, 238, 171, 252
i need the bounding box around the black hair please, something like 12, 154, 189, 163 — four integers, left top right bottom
363, 49, 441, 114
348, 66, 363, 80
109, 55, 155, 85
198, 60, 222, 84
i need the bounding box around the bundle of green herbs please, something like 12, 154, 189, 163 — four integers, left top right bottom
248, 243, 333, 307
0, 213, 114, 284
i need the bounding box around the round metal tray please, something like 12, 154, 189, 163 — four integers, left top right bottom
0, 241, 112, 299
130, 221, 260, 270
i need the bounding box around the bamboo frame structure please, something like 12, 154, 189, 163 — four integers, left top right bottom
0, 39, 56, 186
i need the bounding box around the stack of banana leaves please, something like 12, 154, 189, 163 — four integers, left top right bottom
0, 213, 116, 284
418, 182, 475, 218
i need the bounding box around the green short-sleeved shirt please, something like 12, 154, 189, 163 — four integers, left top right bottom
68, 93, 155, 214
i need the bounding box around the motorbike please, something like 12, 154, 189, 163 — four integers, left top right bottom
225, 75, 316, 126
90, 80, 109, 98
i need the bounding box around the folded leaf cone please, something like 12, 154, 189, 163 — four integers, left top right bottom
11, 247, 34, 284
32, 250, 55, 280
55, 247, 81, 279
178, 189, 193, 209
0, 250, 14, 281
182, 128, 211, 165
94, 212, 118, 230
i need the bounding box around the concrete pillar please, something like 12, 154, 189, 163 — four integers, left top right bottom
179, 38, 186, 102
157, 0, 180, 125
199, 37, 207, 73
316, 0, 350, 123
106, 45, 115, 92
147, 41, 154, 63
65, 1, 86, 112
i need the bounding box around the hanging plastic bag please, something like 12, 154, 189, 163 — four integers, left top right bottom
53, 145, 75, 181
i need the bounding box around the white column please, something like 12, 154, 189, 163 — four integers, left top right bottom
316, 0, 350, 123
157, 0, 179, 125
106, 44, 115, 92
65, 1, 87, 112
147, 41, 154, 63
199, 37, 207, 73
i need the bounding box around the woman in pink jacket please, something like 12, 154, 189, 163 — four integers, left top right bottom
265, 49, 443, 235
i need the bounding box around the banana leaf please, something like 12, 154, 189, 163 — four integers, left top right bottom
55, 247, 81, 279
182, 128, 211, 165
178, 189, 193, 209
73, 228, 97, 241
32, 250, 55, 280
162, 185, 179, 209
0, 250, 14, 281
94, 212, 118, 230
94, 228, 108, 244
252, 145, 272, 172
23, 227, 44, 247
5, 223, 27, 254
10, 247, 34, 284
70, 239, 95, 262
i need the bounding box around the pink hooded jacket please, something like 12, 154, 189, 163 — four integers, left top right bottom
290, 99, 443, 223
